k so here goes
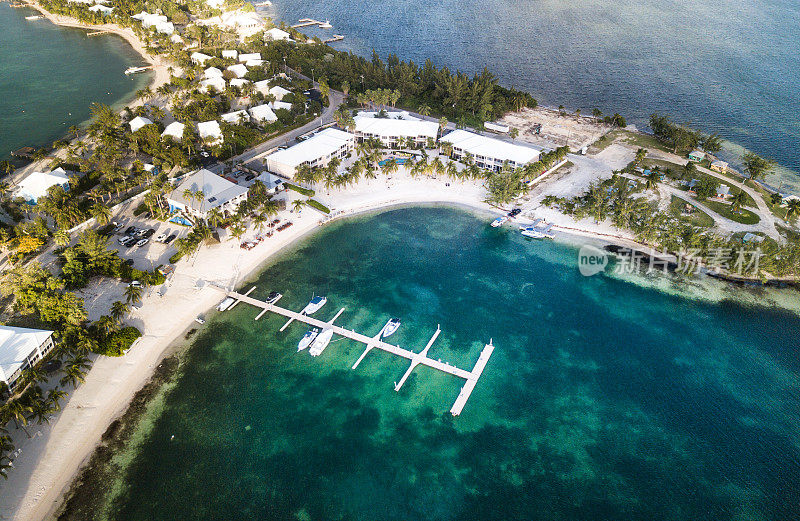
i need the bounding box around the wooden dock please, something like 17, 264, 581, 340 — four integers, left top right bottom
292, 18, 326, 28
222, 289, 494, 416
323, 35, 344, 43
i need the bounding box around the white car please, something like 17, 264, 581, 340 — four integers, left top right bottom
129, 280, 142, 288
155, 233, 167, 243
136, 238, 149, 247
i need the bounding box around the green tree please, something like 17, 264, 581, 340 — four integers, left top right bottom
741, 152, 775, 183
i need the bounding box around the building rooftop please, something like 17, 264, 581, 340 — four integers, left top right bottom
169, 169, 247, 213
17, 168, 70, 201
221, 110, 249, 124
161, 121, 185, 140
198, 120, 223, 143
129, 116, 153, 133
227, 64, 248, 78
249, 104, 277, 123
0, 326, 53, 382
440, 129, 540, 165
354, 116, 438, 139
266, 128, 354, 168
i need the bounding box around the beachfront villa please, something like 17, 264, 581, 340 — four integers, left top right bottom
204, 67, 223, 78
197, 120, 223, 145
0, 326, 55, 393
15, 168, 71, 204
710, 160, 729, 173
227, 64, 249, 78
191, 52, 213, 65
229, 78, 250, 89
248, 104, 278, 124
265, 28, 292, 41
221, 110, 250, 124
254, 79, 271, 96
131, 12, 174, 34
270, 101, 292, 112
167, 169, 248, 220
357, 110, 420, 121
269, 85, 291, 101
440, 129, 541, 171
239, 52, 261, 63
129, 116, 153, 133
222, 49, 238, 60
265, 128, 355, 178
161, 121, 186, 141
199, 76, 226, 94
353, 115, 439, 148
88, 4, 113, 14
688, 150, 706, 162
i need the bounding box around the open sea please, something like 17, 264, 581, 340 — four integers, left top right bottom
0, 3, 149, 161
66, 206, 800, 521
265, 0, 800, 192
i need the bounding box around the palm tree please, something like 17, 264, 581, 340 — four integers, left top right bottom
731, 189, 747, 212
786, 199, 800, 222
292, 199, 305, 213
110, 300, 128, 324
438, 117, 448, 137
381, 158, 399, 176
124, 284, 143, 305
644, 169, 661, 192
418, 105, 431, 117
509, 127, 519, 143
5, 399, 33, 437
91, 203, 111, 224
60, 355, 91, 388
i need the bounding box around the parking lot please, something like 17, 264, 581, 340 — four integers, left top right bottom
107, 217, 189, 271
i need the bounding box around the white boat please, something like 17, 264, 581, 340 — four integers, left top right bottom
25, 15, 42, 20
309, 328, 334, 357
216, 297, 235, 311
195, 315, 206, 324
302, 295, 327, 315
124, 66, 149, 75
521, 227, 547, 239
382, 318, 401, 338
319, 20, 332, 28
254, 0, 272, 5
298, 328, 319, 351
490, 216, 508, 227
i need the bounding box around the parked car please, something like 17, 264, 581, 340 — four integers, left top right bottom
245, 174, 256, 182
129, 280, 142, 288
135, 228, 149, 238
164, 234, 177, 244
155, 233, 167, 243
136, 238, 149, 247
119, 236, 136, 247
112, 222, 124, 233
143, 228, 156, 238
124, 226, 137, 235
117, 236, 130, 245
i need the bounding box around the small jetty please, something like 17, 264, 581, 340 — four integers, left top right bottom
292, 18, 331, 29
220, 288, 495, 416
323, 35, 344, 43
86, 29, 113, 37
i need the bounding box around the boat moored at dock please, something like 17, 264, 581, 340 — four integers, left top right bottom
382, 318, 401, 338
302, 295, 327, 315
298, 328, 319, 351
491, 216, 508, 227
308, 328, 334, 357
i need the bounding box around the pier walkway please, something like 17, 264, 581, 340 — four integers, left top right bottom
221, 289, 494, 415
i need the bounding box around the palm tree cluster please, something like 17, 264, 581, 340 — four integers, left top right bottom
649, 113, 723, 154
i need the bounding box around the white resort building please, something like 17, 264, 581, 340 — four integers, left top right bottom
249, 104, 278, 124
221, 110, 250, 124
353, 115, 439, 148
440, 129, 540, 171
0, 326, 55, 393
197, 120, 223, 145
265, 28, 292, 41
16, 168, 71, 204
161, 121, 186, 140
129, 116, 153, 133
191, 52, 213, 66
264, 128, 355, 178
167, 169, 248, 220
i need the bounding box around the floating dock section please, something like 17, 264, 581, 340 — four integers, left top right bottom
222, 289, 494, 416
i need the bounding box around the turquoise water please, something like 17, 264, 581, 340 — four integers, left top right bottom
0, 4, 150, 160
266, 0, 800, 191
87, 207, 800, 520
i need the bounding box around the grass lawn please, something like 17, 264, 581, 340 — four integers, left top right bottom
669, 195, 714, 228
612, 129, 672, 153
703, 200, 761, 225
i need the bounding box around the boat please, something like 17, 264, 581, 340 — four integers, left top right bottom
382, 318, 401, 338
266, 291, 282, 304
521, 227, 547, 239
298, 328, 319, 351
302, 295, 327, 315
124, 66, 150, 75
319, 20, 332, 28
308, 328, 334, 357
216, 297, 235, 311
490, 216, 508, 228
25, 15, 42, 20
254, 0, 272, 5
195, 315, 206, 324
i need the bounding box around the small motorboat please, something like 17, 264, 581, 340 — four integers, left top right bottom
521, 227, 546, 239
309, 328, 334, 357
124, 66, 150, 75
216, 297, 235, 311
382, 318, 401, 338
266, 291, 282, 304
490, 216, 508, 228
303, 295, 327, 314
319, 20, 332, 28
25, 15, 42, 20
195, 315, 206, 324
298, 328, 319, 351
